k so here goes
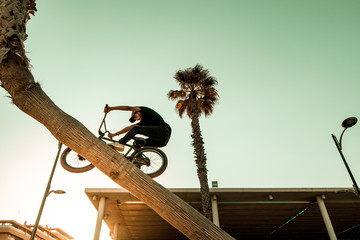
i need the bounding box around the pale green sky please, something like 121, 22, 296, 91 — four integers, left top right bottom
1, 1, 360, 239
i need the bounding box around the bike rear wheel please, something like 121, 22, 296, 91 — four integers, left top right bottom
131, 147, 168, 178
60, 147, 95, 173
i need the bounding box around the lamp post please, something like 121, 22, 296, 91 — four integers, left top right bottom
331, 117, 360, 197
30, 142, 65, 240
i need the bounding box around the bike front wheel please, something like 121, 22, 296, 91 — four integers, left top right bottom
131, 147, 168, 178
60, 147, 95, 173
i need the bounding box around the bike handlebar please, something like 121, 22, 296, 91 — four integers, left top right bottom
104, 104, 109, 112
98, 104, 109, 137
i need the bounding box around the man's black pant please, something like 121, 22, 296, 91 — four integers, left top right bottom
119, 125, 171, 147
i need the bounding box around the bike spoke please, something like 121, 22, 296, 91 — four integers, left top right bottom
61, 147, 94, 173
66, 152, 91, 168
132, 148, 167, 177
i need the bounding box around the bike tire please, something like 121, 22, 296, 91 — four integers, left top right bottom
60, 147, 95, 173
131, 147, 168, 178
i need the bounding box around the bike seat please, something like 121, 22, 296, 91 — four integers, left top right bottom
133, 137, 146, 141
133, 137, 146, 148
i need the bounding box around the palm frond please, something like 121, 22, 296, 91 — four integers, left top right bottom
199, 97, 216, 117
170, 64, 219, 118
174, 70, 189, 88
168, 90, 186, 100
204, 88, 219, 102
176, 100, 188, 118
202, 76, 218, 88
198, 99, 207, 115
193, 64, 203, 74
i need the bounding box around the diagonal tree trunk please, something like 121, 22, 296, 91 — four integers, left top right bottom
191, 112, 212, 220
0, 1, 234, 239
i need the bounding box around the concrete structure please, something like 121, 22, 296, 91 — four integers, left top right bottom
0, 220, 73, 240
85, 188, 360, 239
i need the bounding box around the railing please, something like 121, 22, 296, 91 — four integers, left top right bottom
0, 220, 73, 240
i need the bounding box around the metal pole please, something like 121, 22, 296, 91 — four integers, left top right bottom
112, 223, 119, 240
94, 196, 106, 240
331, 134, 360, 196
316, 196, 337, 240
30, 142, 62, 240
211, 195, 220, 227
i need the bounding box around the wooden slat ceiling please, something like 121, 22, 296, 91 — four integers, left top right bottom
85, 188, 360, 239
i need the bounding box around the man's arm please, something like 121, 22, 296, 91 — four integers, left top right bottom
104, 105, 141, 113
108, 125, 137, 138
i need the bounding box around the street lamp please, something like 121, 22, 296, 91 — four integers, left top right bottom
331, 117, 360, 197
30, 142, 65, 240
48, 189, 66, 196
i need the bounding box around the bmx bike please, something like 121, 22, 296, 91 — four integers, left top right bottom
60, 106, 168, 178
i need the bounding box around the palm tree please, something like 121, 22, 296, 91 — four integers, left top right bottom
0, 2, 233, 239
168, 64, 219, 220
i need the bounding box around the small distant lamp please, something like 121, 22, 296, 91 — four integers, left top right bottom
331, 117, 360, 197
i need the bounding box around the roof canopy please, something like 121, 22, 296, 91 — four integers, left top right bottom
85, 188, 360, 239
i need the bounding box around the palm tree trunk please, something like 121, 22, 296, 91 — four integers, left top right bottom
191, 112, 212, 220
0, 44, 234, 239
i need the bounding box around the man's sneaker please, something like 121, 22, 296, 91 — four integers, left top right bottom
108, 142, 124, 152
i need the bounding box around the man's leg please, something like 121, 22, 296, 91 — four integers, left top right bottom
145, 127, 171, 147
118, 126, 138, 144
119, 126, 168, 146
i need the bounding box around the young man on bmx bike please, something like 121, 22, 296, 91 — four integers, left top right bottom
104, 106, 171, 151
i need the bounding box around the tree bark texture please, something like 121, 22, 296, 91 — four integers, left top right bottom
191, 113, 212, 220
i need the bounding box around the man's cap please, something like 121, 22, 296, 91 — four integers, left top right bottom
129, 111, 140, 123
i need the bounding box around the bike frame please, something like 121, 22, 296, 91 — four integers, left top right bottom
97, 109, 144, 159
